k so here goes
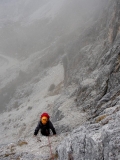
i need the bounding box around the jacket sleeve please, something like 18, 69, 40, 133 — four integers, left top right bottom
34, 121, 41, 135
49, 121, 56, 135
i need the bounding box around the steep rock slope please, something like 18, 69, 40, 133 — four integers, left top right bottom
0, 0, 120, 159
57, 0, 120, 159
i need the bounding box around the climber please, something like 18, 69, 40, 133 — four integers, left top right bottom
34, 112, 56, 137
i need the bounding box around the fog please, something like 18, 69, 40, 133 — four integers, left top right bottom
0, 0, 108, 58
0, 1, 119, 159
0, 0, 109, 112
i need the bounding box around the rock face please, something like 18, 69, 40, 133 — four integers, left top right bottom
57, 0, 120, 159
0, 0, 120, 159
57, 105, 120, 160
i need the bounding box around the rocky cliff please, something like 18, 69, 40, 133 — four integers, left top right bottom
0, 0, 120, 160
57, 0, 120, 159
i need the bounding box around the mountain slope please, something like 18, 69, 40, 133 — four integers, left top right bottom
57, 0, 120, 159
0, 0, 120, 159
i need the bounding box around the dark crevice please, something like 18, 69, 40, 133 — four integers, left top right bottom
102, 79, 109, 97
84, 135, 86, 160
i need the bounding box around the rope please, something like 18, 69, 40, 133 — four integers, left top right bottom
48, 136, 54, 160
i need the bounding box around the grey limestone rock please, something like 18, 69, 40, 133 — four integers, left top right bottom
57, 110, 120, 160
57, 0, 120, 159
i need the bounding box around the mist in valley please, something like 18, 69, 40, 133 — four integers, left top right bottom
0, 0, 109, 113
